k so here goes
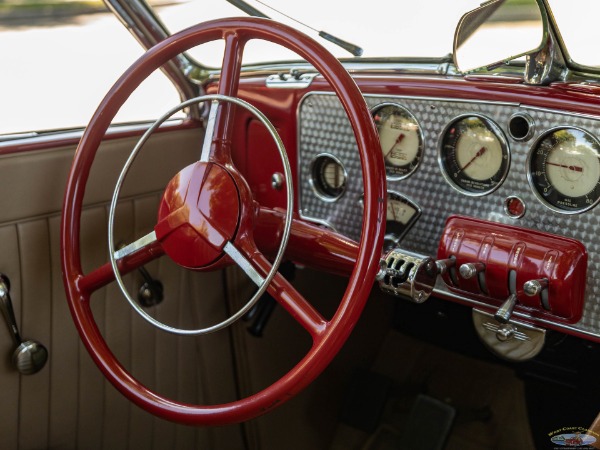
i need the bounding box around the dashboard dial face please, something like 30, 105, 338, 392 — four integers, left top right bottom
440, 115, 510, 195
310, 154, 346, 200
384, 192, 421, 251
372, 104, 423, 179
529, 127, 600, 213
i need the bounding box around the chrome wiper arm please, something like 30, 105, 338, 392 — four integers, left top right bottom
225, 0, 363, 57
226, 0, 269, 19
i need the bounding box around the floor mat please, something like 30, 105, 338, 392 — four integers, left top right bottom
331, 331, 535, 450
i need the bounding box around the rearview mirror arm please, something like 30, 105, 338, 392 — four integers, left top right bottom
524, 19, 567, 85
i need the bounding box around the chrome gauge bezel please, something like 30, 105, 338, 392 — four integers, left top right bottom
526, 126, 600, 215
438, 113, 511, 197
370, 102, 424, 181
508, 112, 536, 142
308, 153, 348, 202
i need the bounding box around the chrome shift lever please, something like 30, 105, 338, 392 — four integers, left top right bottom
494, 293, 518, 324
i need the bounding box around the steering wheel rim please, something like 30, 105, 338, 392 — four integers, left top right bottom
61, 17, 386, 426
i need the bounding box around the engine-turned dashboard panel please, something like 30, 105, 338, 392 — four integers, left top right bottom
297, 92, 600, 339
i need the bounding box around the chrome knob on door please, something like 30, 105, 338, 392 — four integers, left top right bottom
0, 274, 48, 375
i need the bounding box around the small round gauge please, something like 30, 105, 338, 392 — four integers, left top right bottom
372, 103, 423, 179
309, 154, 347, 200
528, 127, 600, 213
439, 115, 510, 195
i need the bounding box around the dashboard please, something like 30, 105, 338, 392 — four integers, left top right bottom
296, 90, 600, 342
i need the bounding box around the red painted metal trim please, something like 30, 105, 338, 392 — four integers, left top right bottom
254, 207, 359, 276
78, 239, 165, 294
232, 73, 600, 122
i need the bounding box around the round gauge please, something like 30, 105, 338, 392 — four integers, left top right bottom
310, 154, 347, 200
528, 127, 600, 213
439, 115, 510, 195
372, 103, 423, 179
384, 192, 421, 251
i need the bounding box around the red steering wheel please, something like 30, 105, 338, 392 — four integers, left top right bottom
61, 17, 385, 426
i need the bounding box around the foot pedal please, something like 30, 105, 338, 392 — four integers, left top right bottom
399, 394, 455, 450
339, 370, 392, 433
362, 394, 455, 450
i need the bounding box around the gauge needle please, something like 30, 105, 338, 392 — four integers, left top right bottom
546, 161, 584, 173
459, 146, 486, 173
384, 133, 405, 159
389, 203, 398, 221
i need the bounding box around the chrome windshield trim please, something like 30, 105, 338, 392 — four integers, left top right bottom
201, 58, 461, 82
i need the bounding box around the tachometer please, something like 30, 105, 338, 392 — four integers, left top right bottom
439, 115, 510, 195
372, 103, 423, 179
528, 127, 600, 213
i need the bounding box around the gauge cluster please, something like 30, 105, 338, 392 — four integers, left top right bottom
298, 93, 600, 238
297, 92, 600, 342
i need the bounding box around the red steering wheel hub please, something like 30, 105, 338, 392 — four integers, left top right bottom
155, 162, 240, 269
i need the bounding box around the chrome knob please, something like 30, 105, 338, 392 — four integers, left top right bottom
459, 262, 485, 279
523, 278, 549, 296
494, 293, 518, 324
271, 172, 284, 190
435, 258, 455, 275
496, 324, 515, 342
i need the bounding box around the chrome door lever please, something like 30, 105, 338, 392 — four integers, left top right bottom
0, 274, 48, 375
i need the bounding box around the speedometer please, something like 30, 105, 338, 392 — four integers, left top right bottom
372, 103, 423, 180
439, 115, 510, 195
528, 127, 600, 213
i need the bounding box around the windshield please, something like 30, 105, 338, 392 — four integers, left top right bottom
158, 0, 600, 73
158, 0, 484, 66
547, 0, 600, 69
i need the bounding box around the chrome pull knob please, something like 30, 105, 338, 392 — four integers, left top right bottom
435, 258, 455, 275
494, 293, 518, 324
459, 262, 485, 279
523, 278, 549, 297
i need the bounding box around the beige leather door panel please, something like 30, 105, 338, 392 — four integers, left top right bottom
0, 129, 244, 450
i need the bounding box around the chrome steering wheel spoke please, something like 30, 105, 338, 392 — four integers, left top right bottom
113, 230, 158, 261
199, 100, 219, 162
223, 241, 265, 287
